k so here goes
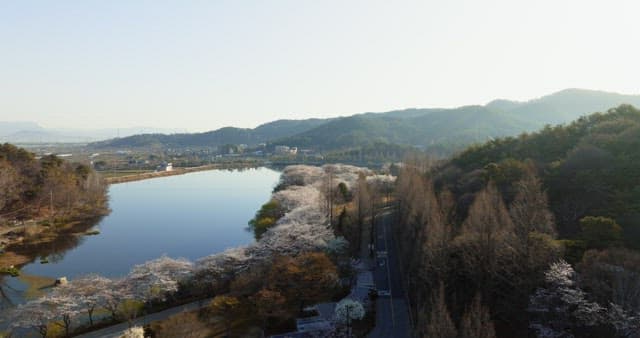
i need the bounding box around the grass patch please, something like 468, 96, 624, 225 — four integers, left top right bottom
0, 266, 19, 277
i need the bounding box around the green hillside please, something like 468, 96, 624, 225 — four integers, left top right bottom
275, 105, 536, 151
436, 104, 640, 244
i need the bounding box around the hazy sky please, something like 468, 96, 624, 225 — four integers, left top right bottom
1, 1, 639, 131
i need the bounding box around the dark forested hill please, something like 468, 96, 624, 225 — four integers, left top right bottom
92, 89, 640, 153
437, 104, 640, 243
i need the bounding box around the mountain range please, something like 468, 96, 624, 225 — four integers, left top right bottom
22, 89, 640, 153
0, 123, 185, 144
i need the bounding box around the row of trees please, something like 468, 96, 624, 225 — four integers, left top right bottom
317, 164, 395, 256
396, 158, 562, 336
8, 256, 192, 337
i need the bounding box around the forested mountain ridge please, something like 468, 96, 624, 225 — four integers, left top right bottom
396, 104, 640, 337
276, 89, 640, 152
91, 89, 640, 153
91, 118, 332, 149
275, 105, 537, 151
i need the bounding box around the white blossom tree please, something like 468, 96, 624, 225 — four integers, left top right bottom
120, 325, 145, 338
10, 298, 56, 337
126, 256, 194, 301
529, 260, 640, 337
277, 165, 324, 189
11, 293, 80, 337
334, 299, 365, 337
56, 274, 113, 326
193, 247, 254, 294
101, 278, 134, 321
45, 293, 80, 337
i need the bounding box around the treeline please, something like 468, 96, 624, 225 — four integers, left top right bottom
396, 105, 640, 337
0, 143, 107, 222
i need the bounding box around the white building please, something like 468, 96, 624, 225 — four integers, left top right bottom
274, 145, 291, 154
157, 162, 173, 172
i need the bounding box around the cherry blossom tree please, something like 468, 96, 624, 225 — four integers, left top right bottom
334, 299, 365, 337
194, 247, 254, 294
277, 165, 324, 189
11, 293, 80, 337
101, 278, 134, 321
57, 274, 113, 326
120, 326, 145, 338
126, 256, 194, 301
46, 293, 80, 336
10, 298, 56, 337
529, 260, 640, 337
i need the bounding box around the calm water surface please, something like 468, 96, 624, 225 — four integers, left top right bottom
4, 167, 279, 305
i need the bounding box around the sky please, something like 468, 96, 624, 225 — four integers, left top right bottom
1, 0, 639, 132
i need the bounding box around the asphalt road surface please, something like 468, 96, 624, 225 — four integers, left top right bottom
75, 298, 211, 338
369, 211, 411, 338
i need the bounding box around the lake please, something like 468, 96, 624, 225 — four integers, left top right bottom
2, 167, 280, 306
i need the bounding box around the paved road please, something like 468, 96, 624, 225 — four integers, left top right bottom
75, 298, 212, 338
369, 212, 411, 338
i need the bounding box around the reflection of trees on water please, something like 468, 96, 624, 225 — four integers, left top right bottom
0, 277, 18, 308
0, 216, 103, 308
9, 222, 95, 264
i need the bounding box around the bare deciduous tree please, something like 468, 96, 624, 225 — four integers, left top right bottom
423, 283, 457, 338
459, 294, 496, 338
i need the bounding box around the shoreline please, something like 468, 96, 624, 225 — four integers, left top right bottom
0, 213, 107, 269
103, 161, 263, 185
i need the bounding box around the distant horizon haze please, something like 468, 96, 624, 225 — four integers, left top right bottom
1, 1, 639, 131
